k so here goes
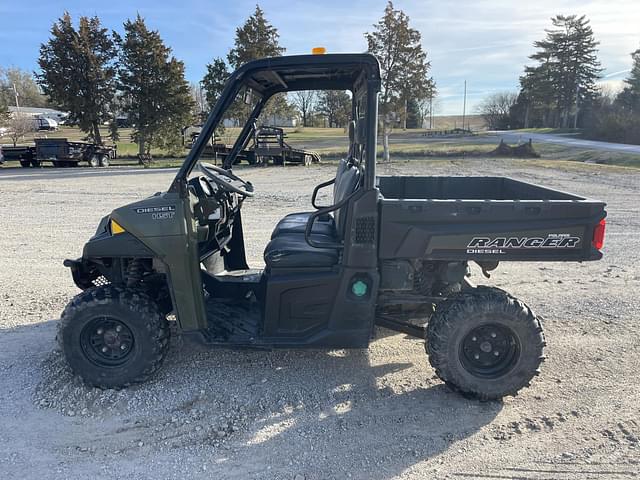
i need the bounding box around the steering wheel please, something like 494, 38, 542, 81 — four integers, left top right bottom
198, 162, 254, 197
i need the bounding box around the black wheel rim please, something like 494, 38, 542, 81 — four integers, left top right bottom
80, 317, 135, 367
459, 323, 520, 378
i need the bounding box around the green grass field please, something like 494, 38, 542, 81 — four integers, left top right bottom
3, 123, 640, 169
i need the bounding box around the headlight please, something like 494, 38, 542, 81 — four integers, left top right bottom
110, 218, 126, 235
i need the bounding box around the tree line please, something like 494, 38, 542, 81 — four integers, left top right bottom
479, 14, 640, 144
36, 13, 192, 156
2, 2, 435, 156
200, 0, 435, 162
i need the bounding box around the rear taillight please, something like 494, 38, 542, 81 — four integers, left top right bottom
592, 219, 606, 250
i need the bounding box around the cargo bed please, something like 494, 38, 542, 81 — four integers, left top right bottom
376, 176, 606, 262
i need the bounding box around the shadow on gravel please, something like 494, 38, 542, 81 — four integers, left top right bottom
29, 322, 502, 479
218, 347, 503, 480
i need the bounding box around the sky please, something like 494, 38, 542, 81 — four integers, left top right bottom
1, 0, 639, 115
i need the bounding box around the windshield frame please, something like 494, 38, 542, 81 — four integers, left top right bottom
169, 54, 381, 195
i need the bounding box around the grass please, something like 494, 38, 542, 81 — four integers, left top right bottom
3, 124, 640, 170
510, 127, 582, 135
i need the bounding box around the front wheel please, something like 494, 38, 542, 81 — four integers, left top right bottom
59, 286, 170, 389
426, 287, 545, 400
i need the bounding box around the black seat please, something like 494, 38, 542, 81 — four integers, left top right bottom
264, 122, 362, 269
264, 233, 339, 268
271, 212, 335, 238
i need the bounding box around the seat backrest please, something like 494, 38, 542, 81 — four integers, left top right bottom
333, 159, 361, 238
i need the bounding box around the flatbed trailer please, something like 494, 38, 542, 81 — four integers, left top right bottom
1, 140, 116, 167
253, 126, 320, 165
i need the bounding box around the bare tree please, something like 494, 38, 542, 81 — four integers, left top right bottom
477, 92, 518, 130
7, 113, 35, 146
291, 91, 316, 127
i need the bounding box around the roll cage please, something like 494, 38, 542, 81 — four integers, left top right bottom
169, 53, 381, 194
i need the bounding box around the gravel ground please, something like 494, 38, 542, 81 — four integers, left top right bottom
0, 159, 639, 479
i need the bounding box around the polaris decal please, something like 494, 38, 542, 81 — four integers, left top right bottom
467, 234, 580, 254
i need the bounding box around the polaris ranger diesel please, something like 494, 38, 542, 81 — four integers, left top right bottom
60, 53, 607, 400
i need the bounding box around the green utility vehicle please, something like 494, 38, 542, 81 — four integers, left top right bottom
60, 54, 607, 400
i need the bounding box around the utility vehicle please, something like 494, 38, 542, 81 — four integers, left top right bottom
60, 53, 607, 400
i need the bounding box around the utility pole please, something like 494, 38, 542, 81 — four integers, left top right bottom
462, 80, 467, 131
573, 84, 580, 129
13, 83, 20, 111
429, 94, 433, 129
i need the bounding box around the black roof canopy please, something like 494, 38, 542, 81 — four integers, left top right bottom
233, 53, 381, 94
172, 53, 381, 185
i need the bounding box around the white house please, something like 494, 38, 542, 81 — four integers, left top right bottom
8, 106, 69, 124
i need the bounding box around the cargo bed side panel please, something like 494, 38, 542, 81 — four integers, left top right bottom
377, 177, 606, 262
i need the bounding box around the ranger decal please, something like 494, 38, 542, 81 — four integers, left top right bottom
467, 234, 580, 254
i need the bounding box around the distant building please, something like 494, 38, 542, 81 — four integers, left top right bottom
8, 106, 69, 124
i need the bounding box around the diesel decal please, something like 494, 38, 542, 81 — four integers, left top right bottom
135, 205, 176, 214
467, 234, 580, 254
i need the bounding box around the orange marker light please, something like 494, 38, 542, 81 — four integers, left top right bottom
312, 47, 326, 55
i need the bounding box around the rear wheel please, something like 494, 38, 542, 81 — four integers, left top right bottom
59, 286, 170, 389
99, 154, 110, 167
19, 160, 30, 168
30, 159, 41, 167
425, 287, 545, 400
89, 154, 100, 168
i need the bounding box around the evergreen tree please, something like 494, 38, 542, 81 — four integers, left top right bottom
227, 5, 285, 69
515, 15, 601, 128
316, 90, 351, 128
617, 46, 640, 113
116, 15, 194, 157
227, 5, 289, 124
365, 1, 435, 160
37, 13, 117, 144
201, 57, 229, 112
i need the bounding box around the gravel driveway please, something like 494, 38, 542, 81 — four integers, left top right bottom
0, 159, 638, 479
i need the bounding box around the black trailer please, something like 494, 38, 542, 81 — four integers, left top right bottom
1, 145, 36, 167
1, 139, 115, 168
34, 138, 115, 167
253, 125, 320, 165
191, 125, 319, 166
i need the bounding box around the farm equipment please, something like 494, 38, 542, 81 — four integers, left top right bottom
59, 53, 607, 400
1, 139, 115, 167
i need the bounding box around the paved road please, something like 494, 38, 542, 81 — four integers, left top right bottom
492, 130, 640, 154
